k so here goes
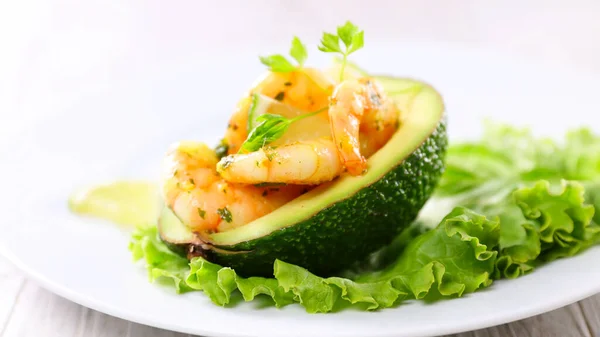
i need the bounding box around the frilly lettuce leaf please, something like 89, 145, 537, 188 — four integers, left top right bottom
494, 180, 600, 279
129, 226, 192, 293
584, 181, 600, 225
437, 124, 600, 201
356, 207, 499, 299
127, 124, 600, 312
514, 181, 598, 261
130, 207, 505, 312
129, 180, 598, 312
436, 124, 600, 279
186, 258, 296, 307
561, 129, 600, 180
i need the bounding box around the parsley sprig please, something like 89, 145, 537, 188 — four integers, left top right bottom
239, 108, 327, 153
244, 21, 365, 153
260, 36, 308, 72
318, 21, 364, 81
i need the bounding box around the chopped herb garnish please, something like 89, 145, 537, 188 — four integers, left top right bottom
179, 179, 195, 191
197, 208, 206, 219
220, 155, 235, 169
366, 81, 382, 106
318, 21, 364, 81
216, 207, 232, 223
254, 182, 287, 188
266, 149, 277, 161
274, 92, 285, 101
214, 139, 229, 159
284, 81, 292, 86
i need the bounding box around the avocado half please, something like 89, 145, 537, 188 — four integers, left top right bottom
159, 77, 447, 277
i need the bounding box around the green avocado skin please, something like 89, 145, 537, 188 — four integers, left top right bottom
205, 118, 448, 277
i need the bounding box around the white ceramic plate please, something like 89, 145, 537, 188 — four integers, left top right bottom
1, 41, 600, 337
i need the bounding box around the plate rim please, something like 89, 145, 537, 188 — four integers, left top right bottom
2, 39, 600, 337
2, 244, 600, 337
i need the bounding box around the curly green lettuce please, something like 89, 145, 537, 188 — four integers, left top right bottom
129, 227, 192, 293
130, 180, 599, 312
127, 124, 600, 313
494, 180, 600, 279
131, 207, 501, 312
437, 124, 600, 200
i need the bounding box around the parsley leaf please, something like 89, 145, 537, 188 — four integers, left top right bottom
239, 108, 327, 153
239, 114, 290, 153
289, 36, 307, 66
259, 55, 296, 73
337, 21, 359, 47
318, 21, 364, 81
260, 36, 308, 72
348, 30, 364, 53
318, 33, 342, 53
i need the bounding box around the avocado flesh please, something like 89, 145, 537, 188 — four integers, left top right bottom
158, 206, 200, 256
159, 77, 447, 277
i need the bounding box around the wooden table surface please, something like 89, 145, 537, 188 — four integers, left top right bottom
1, 1, 600, 336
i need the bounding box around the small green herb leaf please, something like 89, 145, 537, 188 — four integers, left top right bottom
217, 207, 232, 223
318, 33, 342, 53
260, 36, 309, 72
259, 55, 296, 73
289, 36, 307, 67
337, 21, 359, 48
197, 208, 206, 219
348, 30, 364, 53
239, 114, 291, 153
318, 21, 364, 81
239, 108, 327, 153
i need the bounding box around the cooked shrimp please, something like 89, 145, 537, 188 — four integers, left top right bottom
224, 69, 335, 154
329, 78, 399, 175
162, 141, 304, 232
223, 96, 252, 154
253, 68, 334, 111
217, 138, 342, 185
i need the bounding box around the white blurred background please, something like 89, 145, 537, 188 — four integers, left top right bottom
3, 0, 600, 69
0, 2, 599, 335
0, 0, 599, 151
1, 0, 599, 159
2, 0, 599, 133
